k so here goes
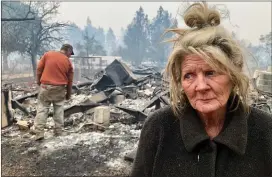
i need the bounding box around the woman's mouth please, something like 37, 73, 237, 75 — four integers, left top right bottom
198, 98, 214, 101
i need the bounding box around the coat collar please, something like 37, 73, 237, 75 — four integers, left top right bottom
179, 97, 248, 155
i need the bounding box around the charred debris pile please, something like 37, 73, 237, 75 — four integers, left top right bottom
2, 59, 170, 163
2, 59, 271, 164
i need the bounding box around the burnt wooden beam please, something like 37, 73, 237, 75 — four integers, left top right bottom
63, 103, 102, 117
74, 81, 93, 89
141, 90, 169, 112
159, 96, 170, 106
11, 100, 33, 116
14, 91, 38, 103
114, 105, 147, 121
29, 103, 102, 118
2, 90, 14, 128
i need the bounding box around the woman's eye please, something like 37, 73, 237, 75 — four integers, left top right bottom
184, 73, 192, 79
205, 71, 216, 76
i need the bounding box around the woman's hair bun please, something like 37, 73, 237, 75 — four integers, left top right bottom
184, 2, 221, 29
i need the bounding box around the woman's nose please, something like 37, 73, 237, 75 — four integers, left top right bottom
195, 74, 210, 91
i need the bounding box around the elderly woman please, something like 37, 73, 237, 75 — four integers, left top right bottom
131, 2, 272, 177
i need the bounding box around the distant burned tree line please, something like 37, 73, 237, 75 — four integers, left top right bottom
66, 17, 107, 57
2, 2, 271, 78
231, 31, 272, 74
66, 6, 178, 66
120, 6, 178, 66
67, 4, 271, 70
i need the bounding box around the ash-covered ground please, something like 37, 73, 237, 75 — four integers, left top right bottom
1, 85, 156, 176
2, 125, 139, 176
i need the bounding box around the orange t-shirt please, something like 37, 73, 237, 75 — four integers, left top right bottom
37, 51, 74, 86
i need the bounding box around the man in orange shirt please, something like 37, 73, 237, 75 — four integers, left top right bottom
33, 44, 74, 141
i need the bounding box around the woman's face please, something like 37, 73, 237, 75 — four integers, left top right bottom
181, 54, 232, 114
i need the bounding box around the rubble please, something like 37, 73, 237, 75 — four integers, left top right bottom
66, 94, 88, 106
141, 90, 170, 112
105, 59, 137, 86
132, 67, 159, 75
1, 59, 167, 175
251, 66, 272, 113
91, 59, 137, 91
110, 94, 126, 104
2, 88, 13, 128
62, 103, 102, 117
92, 74, 115, 91
72, 81, 93, 94
2, 60, 271, 176
121, 85, 137, 99
27, 147, 38, 154
124, 148, 137, 162
87, 91, 108, 103
115, 105, 147, 122
94, 106, 110, 126
253, 69, 272, 93
12, 100, 32, 116
119, 98, 147, 111
13, 91, 39, 104
64, 112, 84, 127
16, 120, 30, 130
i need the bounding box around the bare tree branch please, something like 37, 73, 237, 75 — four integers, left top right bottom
24, 1, 33, 19
40, 2, 59, 19
1, 1, 35, 22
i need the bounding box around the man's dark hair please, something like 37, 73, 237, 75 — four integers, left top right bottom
60, 44, 74, 55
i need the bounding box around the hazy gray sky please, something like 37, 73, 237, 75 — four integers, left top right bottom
57, 2, 271, 45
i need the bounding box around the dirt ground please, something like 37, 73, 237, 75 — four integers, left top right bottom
1, 125, 138, 176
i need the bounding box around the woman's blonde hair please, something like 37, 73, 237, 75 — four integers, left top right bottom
164, 2, 249, 116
